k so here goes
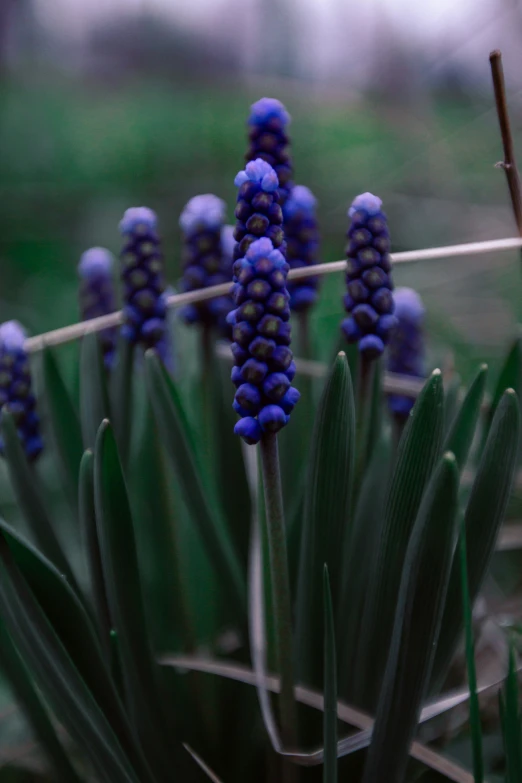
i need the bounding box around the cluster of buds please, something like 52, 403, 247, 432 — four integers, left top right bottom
341, 193, 396, 360
246, 98, 293, 207
283, 185, 320, 312
78, 247, 117, 368
387, 287, 426, 417
233, 159, 285, 262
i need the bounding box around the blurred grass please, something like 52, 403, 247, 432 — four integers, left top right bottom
1, 71, 522, 382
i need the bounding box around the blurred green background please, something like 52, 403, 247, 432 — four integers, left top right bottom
2, 0, 522, 383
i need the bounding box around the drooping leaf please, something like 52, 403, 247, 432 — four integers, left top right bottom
94, 419, 195, 782
41, 345, 83, 506
323, 566, 338, 783
0, 619, 81, 782
443, 364, 487, 469
459, 524, 484, 783
144, 350, 246, 618
355, 369, 444, 708
80, 333, 111, 450
0, 535, 146, 783
431, 389, 520, 689
295, 352, 355, 688
362, 452, 459, 783
0, 518, 149, 779
0, 409, 78, 592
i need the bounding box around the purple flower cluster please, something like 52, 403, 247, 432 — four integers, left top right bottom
233, 159, 285, 263
246, 98, 293, 207
119, 207, 167, 352
229, 238, 299, 445
340, 193, 396, 360
387, 287, 426, 417
0, 322, 43, 462
284, 185, 320, 312
178, 194, 233, 333
78, 247, 117, 369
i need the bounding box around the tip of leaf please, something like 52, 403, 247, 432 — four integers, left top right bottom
506, 387, 517, 397
337, 351, 346, 358
432, 368, 442, 377
443, 450, 456, 464
479, 363, 488, 372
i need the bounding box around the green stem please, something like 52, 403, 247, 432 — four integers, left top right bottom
259, 433, 297, 750
201, 325, 216, 477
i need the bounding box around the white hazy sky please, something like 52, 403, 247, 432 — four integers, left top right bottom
31, 0, 521, 85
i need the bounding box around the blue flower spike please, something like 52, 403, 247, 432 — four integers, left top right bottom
387, 287, 426, 417
78, 247, 117, 369
233, 159, 285, 263
341, 192, 396, 360
178, 195, 233, 333
0, 321, 43, 462
284, 185, 320, 312
247, 97, 292, 206
119, 206, 167, 353
230, 238, 299, 444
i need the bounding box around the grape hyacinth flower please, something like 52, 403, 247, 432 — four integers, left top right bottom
246, 98, 292, 206
0, 321, 43, 462
284, 185, 320, 312
78, 247, 117, 369
340, 193, 396, 360
233, 159, 285, 262
229, 237, 299, 445
178, 194, 233, 333
387, 287, 426, 417
119, 207, 167, 352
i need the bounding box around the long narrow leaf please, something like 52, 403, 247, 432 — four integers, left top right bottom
144, 350, 246, 617
431, 388, 520, 689
41, 346, 83, 506
459, 524, 484, 783
0, 620, 81, 782
355, 369, 444, 707
500, 644, 522, 781
80, 333, 111, 450
362, 452, 459, 783
295, 352, 355, 687
323, 566, 338, 783
94, 419, 194, 782
0, 535, 144, 783
0, 410, 78, 592
443, 364, 487, 468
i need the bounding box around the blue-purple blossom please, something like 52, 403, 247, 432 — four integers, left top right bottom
233, 159, 285, 263
119, 207, 167, 352
0, 321, 43, 462
387, 287, 426, 417
178, 195, 233, 333
229, 238, 299, 444
246, 98, 292, 207
78, 247, 117, 369
340, 193, 396, 360
283, 185, 320, 312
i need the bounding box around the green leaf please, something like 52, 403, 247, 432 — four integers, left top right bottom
94, 419, 192, 782
459, 523, 484, 783
0, 534, 145, 783
144, 350, 246, 618
323, 566, 338, 783
362, 452, 459, 783
110, 337, 134, 468
355, 369, 444, 708
41, 345, 83, 505
443, 374, 461, 434
295, 352, 355, 688
443, 364, 487, 469
431, 388, 520, 689
0, 409, 78, 592
338, 434, 392, 702
78, 450, 111, 657
0, 619, 81, 782
0, 517, 150, 779
80, 333, 111, 450
500, 643, 522, 781
490, 335, 522, 420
